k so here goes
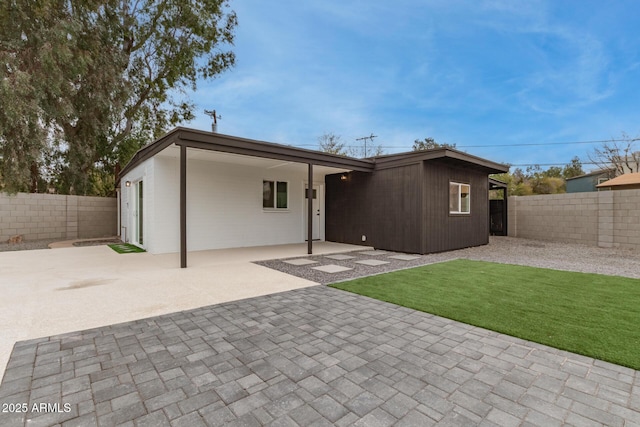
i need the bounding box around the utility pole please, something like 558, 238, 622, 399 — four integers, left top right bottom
356, 133, 378, 157
204, 109, 222, 133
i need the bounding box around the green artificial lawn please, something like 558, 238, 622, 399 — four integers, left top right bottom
108, 243, 146, 254
331, 259, 640, 369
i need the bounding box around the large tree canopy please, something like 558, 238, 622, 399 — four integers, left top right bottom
0, 0, 237, 195
412, 137, 456, 151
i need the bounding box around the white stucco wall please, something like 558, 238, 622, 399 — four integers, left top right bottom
119, 159, 154, 248
147, 153, 323, 254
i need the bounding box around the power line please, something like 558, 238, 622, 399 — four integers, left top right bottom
456, 138, 640, 148
299, 137, 639, 149
508, 162, 601, 167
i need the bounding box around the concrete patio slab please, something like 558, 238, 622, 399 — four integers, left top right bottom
0, 241, 367, 381
311, 264, 353, 273
1, 286, 638, 426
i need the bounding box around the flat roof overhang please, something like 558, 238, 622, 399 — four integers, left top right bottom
119, 127, 374, 183
118, 128, 375, 268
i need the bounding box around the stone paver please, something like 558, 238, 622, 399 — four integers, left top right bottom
311, 265, 352, 274
354, 259, 390, 267
283, 259, 318, 266
358, 250, 389, 256
1, 286, 639, 426
324, 255, 356, 261
388, 254, 421, 261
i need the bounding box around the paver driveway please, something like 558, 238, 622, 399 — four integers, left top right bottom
1, 286, 639, 427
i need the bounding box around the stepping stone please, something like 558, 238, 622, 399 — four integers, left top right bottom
312, 264, 353, 273
283, 258, 317, 266
388, 254, 421, 261
324, 254, 356, 260
358, 250, 389, 256
355, 259, 390, 266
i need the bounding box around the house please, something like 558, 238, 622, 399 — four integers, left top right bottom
596, 172, 640, 190
117, 128, 509, 267
566, 169, 614, 193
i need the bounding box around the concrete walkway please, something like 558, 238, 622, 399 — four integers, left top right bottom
0, 242, 367, 382
1, 286, 638, 426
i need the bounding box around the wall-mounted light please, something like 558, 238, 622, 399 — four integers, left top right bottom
125, 181, 131, 187
340, 174, 348, 181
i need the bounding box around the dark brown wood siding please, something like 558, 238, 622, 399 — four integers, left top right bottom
326, 160, 491, 254
370, 164, 422, 253
422, 161, 490, 253
325, 171, 374, 246
325, 164, 422, 253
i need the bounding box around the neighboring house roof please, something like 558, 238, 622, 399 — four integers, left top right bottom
119, 127, 509, 185
596, 172, 640, 189
565, 169, 613, 181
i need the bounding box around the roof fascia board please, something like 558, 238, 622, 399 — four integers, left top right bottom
174, 129, 374, 172
373, 148, 508, 174
118, 127, 509, 184
118, 130, 181, 182
439, 149, 509, 173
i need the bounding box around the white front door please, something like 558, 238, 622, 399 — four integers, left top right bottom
304, 185, 321, 240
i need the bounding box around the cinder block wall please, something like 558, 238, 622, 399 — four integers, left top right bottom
77, 196, 118, 239
612, 189, 640, 248
0, 193, 116, 242
508, 189, 640, 250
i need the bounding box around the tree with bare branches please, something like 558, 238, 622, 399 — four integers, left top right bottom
588, 133, 640, 177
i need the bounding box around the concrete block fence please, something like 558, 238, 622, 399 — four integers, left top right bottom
508, 189, 640, 250
0, 192, 116, 242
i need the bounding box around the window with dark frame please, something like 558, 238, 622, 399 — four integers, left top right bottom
263, 180, 288, 209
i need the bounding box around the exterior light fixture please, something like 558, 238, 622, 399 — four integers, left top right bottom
125, 181, 131, 187
340, 174, 347, 181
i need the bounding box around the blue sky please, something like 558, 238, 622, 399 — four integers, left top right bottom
186, 0, 640, 172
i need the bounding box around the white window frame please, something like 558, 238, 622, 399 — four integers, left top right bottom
596, 177, 611, 192
450, 182, 471, 214
262, 180, 289, 211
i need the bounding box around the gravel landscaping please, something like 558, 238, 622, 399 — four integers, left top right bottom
0, 239, 56, 252
256, 236, 640, 284
0, 237, 122, 252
